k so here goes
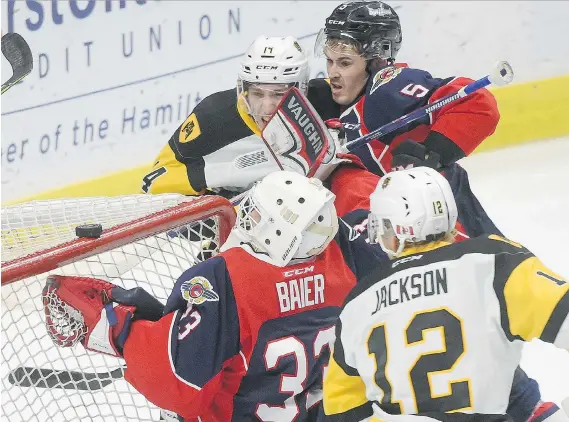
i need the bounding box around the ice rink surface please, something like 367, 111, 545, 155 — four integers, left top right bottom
460, 136, 569, 405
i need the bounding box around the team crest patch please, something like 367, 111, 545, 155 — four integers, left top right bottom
179, 113, 201, 143
369, 66, 403, 95
381, 177, 391, 189
181, 276, 219, 305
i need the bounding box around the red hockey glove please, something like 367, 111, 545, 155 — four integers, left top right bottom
324, 118, 346, 147
324, 118, 343, 130
336, 152, 367, 170
42, 275, 136, 357
323, 119, 370, 170
391, 139, 441, 171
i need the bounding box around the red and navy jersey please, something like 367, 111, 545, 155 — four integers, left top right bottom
328, 156, 379, 217
329, 161, 502, 242
340, 65, 499, 177
122, 219, 388, 421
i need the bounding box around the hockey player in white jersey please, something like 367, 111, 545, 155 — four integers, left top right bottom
323, 167, 569, 422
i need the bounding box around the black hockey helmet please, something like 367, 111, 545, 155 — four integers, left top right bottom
315, 1, 402, 61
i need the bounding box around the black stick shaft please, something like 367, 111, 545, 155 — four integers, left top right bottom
7, 366, 125, 391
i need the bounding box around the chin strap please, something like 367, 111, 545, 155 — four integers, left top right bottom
305, 221, 337, 237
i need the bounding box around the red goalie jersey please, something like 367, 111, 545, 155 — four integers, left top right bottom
121, 221, 386, 421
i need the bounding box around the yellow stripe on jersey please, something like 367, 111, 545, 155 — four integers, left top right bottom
323, 354, 369, 417
237, 96, 262, 136
399, 240, 453, 257
488, 234, 523, 249
504, 256, 569, 342
141, 144, 204, 196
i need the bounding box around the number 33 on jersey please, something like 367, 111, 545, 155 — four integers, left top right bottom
121, 219, 386, 421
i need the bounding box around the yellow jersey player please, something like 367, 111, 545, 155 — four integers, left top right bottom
141, 35, 340, 197
323, 167, 569, 422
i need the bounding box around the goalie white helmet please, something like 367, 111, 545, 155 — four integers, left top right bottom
368, 167, 458, 258
237, 36, 310, 128
235, 171, 338, 267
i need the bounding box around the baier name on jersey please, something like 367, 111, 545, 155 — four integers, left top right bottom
275, 266, 325, 313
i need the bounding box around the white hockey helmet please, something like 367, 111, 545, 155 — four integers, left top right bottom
368, 167, 458, 257
235, 170, 338, 267
237, 36, 310, 121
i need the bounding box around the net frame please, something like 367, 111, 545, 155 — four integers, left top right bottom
2, 195, 235, 284
1, 194, 236, 422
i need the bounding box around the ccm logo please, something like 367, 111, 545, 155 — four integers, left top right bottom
283, 266, 315, 277
343, 123, 361, 130
392, 255, 423, 268
256, 65, 278, 70
327, 20, 345, 25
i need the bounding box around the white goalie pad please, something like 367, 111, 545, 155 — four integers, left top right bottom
261, 87, 336, 177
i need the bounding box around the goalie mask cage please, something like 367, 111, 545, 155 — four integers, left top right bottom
1, 194, 236, 422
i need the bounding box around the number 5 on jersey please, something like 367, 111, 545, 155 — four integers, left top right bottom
400, 83, 429, 98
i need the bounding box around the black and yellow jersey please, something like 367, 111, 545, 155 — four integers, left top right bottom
323, 235, 569, 421
141, 79, 340, 196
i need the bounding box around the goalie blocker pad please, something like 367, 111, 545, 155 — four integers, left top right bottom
262, 87, 335, 177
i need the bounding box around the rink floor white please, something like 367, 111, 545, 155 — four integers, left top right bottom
460, 136, 569, 406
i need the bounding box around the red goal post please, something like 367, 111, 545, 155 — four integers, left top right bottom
1, 193, 236, 422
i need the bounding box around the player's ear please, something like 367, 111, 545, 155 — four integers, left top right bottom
366, 57, 389, 75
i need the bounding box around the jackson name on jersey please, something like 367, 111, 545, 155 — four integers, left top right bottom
323, 235, 569, 421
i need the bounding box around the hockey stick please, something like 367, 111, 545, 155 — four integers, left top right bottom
227, 62, 514, 205
7, 365, 125, 391
230, 190, 249, 206
342, 61, 514, 153
9, 364, 179, 419
1, 33, 33, 95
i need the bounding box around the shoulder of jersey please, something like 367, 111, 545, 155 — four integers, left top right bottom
367, 66, 433, 95
458, 234, 531, 256
308, 78, 332, 91
219, 246, 276, 279
342, 234, 532, 307
307, 78, 342, 120
175, 88, 253, 151
193, 88, 237, 115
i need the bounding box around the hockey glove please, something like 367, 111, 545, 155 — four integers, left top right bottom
42, 275, 163, 357
324, 118, 346, 147
392, 139, 442, 171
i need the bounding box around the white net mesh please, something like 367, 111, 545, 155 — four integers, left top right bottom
1, 194, 235, 422
4, 195, 183, 261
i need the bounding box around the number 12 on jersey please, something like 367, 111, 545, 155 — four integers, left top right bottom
368, 307, 473, 413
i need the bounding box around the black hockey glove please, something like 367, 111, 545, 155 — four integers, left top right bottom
391, 139, 441, 171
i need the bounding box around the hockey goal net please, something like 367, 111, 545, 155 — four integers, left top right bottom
1, 194, 236, 422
